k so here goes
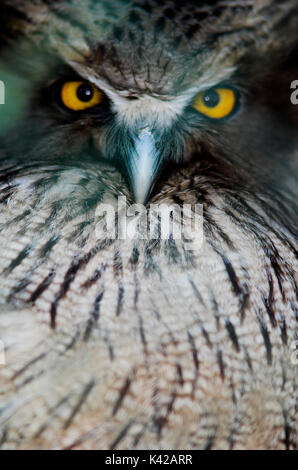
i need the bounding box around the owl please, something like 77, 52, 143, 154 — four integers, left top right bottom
0, 0, 297, 450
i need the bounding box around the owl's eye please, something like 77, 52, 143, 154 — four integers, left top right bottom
60, 81, 103, 111
192, 88, 237, 119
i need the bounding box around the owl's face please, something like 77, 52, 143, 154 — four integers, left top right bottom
1, 0, 297, 205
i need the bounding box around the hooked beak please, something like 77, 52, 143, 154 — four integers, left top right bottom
126, 129, 162, 204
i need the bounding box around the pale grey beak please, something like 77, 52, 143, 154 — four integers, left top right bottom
129, 129, 162, 204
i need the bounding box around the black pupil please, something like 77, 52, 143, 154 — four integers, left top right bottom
77, 83, 94, 102
203, 89, 220, 108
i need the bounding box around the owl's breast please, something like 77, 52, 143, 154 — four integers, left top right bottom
0, 162, 296, 449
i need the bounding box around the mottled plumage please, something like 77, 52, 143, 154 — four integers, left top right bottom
0, 0, 297, 449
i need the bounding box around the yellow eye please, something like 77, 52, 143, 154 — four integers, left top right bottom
61, 81, 103, 111
192, 88, 237, 119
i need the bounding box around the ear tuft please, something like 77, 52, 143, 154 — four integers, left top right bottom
0, 3, 28, 50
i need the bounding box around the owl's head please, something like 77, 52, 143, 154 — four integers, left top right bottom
0, 0, 297, 205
